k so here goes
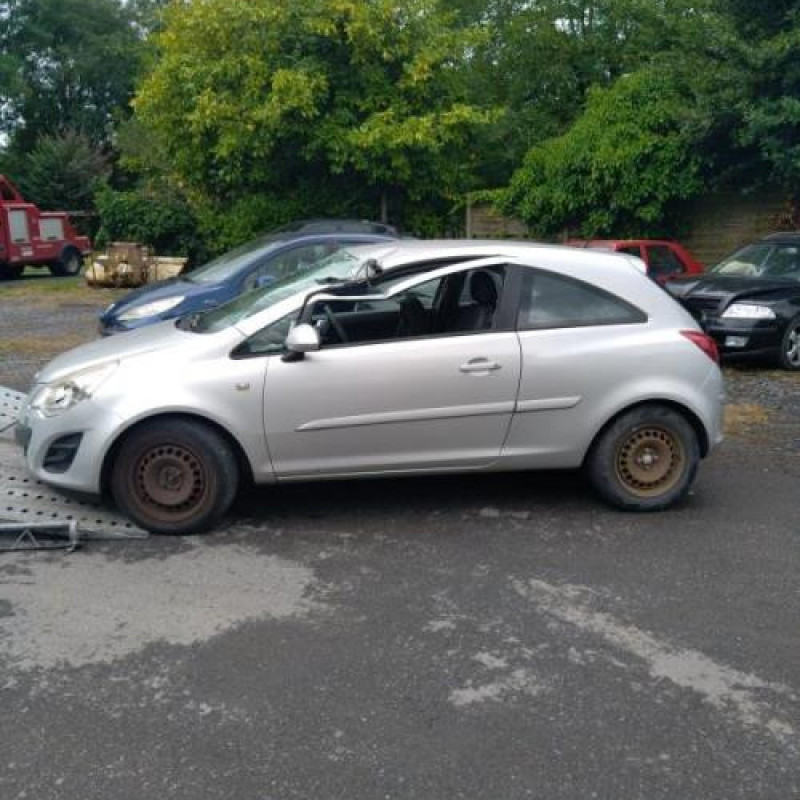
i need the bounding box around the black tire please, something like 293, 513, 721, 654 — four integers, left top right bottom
778, 316, 800, 371
0, 263, 24, 280
49, 248, 83, 277
110, 419, 239, 535
586, 404, 700, 511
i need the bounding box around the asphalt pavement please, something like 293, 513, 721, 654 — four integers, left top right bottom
1, 274, 799, 798
1, 434, 798, 800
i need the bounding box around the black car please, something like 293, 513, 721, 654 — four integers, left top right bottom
666, 233, 800, 370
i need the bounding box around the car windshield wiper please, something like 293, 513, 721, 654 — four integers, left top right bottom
315, 276, 345, 285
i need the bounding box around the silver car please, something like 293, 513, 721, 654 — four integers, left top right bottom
16, 240, 724, 534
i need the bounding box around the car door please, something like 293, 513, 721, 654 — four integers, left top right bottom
261, 259, 522, 478
503, 265, 649, 467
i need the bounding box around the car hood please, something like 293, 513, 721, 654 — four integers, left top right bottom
666, 275, 799, 303
102, 277, 214, 316
36, 320, 228, 384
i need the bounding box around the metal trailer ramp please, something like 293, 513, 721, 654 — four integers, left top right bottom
0, 385, 23, 432
0, 386, 146, 537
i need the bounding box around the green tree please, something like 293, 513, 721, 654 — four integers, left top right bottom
18, 129, 108, 210
443, 0, 719, 183
0, 0, 147, 151
133, 0, 493, 239
724, 2, 800, 196
502, 67, 709, 237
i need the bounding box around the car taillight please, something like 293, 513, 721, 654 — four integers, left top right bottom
681, 330, 719, 364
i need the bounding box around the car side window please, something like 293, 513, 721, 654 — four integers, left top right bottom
518, 269, 646, 330
308, 265, 508, 348
242, 243, 342, 292
647, 245, 685, 279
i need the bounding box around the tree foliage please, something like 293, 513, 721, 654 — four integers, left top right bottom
0, 0, 149, 152
133, 0, 494, 238
17, 129, 108, 211
443, 0, 720, 183
3, 0, 800, 247
503, 68, 708, 237
728, 2, 800, 193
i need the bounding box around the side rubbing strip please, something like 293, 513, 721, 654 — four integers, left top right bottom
296, 401, 515, 432
515, 396, 582, 413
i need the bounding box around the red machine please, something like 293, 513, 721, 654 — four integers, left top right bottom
0, 175, 91, 279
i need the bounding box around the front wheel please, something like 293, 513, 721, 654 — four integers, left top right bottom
586, 405, 700, 511
778, 317, 800, 371
111, 419, 239, 534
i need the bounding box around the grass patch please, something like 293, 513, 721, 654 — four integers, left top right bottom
0, 276, 124, 307
0, 334, 93, 358
724, 403, 770, 435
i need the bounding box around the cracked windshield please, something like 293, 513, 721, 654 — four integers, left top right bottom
188, 248, 366, 332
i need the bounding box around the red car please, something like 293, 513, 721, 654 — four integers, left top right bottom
567, 239, 704, 282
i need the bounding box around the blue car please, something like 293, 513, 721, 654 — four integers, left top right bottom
99, 221, 398, 335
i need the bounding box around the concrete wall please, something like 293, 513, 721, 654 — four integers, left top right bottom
467, 189, 796, 266
465, 202, 529, 239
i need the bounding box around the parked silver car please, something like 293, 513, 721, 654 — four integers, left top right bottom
16, 240, 724, 534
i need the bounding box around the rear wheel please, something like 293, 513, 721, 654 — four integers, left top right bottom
587, 405, 700, 511
778, 317, 800, 371
0, 263, 24, 280
111, 419, 239, 535
49, 249, 82, 277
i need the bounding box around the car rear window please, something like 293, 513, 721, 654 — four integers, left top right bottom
518, 270, 647, 330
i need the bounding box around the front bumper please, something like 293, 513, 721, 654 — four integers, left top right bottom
16, 396, 123, 495
702, 318, 783, 358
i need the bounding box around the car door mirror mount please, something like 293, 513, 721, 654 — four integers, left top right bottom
283, 323, 320, 361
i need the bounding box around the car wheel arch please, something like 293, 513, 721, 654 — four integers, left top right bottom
100, 412, 255, 497
582, 399, 710, 465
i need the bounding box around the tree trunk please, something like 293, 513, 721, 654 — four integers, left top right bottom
380, 191, 388, 224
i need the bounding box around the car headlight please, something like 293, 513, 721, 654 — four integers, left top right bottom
30, 362, 119, 418
721, 303, 776, 320
117, 296, 185, 322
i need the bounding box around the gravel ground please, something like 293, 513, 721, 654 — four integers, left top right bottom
0, 275, 120, 391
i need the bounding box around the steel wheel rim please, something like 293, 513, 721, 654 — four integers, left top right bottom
66, 254, 80, 274
785, 326, 800, 367
615, 425, 686, 498
132, 443, 210, 522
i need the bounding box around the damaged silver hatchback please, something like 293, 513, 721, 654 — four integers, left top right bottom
16, 240, 724, 534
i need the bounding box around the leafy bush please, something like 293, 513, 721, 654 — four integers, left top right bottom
95, 183, 205, 262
